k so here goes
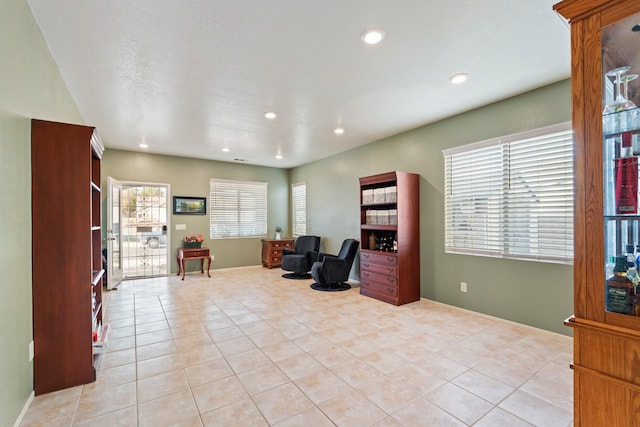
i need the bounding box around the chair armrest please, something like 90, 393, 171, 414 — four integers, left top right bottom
316, 252, 337, 262
282, 248, 296, 256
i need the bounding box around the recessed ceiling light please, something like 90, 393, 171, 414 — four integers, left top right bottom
221, 147, 230, 153
139, 143, 148, 149
334, 127, 345, 135
361, 28, 385, 45
450, 73, 470, 85
275, 154, 283, 160
264, 111, 277, 120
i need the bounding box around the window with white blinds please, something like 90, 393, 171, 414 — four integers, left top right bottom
209, 178, 267, 239
291, 182, 307, 237
443, 122, 574, 264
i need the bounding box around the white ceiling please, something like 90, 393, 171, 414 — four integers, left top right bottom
26, 0, 570, 168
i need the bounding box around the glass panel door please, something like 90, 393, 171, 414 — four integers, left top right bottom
602, 12, 640, 316
120, 183, 170, 278
106, 177, 123, 289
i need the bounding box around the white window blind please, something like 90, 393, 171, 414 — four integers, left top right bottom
209, 178, 267, 239
291, 182, 307, 237
443, 122, 573, 264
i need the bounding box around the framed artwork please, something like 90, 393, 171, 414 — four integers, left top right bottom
173, 196, 206, 215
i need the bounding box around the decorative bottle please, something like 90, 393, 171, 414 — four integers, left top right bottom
369, 232, 376, 251
606, 255, 635, 315
614, 132, 638, 214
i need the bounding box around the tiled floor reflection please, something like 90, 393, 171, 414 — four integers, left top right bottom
20, 266, 573, 426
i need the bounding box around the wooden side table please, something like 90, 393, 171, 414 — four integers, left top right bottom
261, 239, 294, 268
177, 247, 212, 280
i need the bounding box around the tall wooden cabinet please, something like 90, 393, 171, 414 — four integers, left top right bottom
359, 171, 420, 305
554, 1, 640, 424
31, 119, 105, 395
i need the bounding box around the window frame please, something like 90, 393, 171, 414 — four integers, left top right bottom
209, 178, 268, 239
291, 182, 307, 238
442, 122, 574, 264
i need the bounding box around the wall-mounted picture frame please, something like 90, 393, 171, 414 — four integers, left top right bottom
173, 196, 207, 215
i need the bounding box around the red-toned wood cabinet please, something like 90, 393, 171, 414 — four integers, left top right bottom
359, 171, 420, 305
31, 119, 104, 395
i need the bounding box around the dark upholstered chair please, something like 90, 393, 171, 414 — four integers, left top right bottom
281, 235, 321, 279
310, 239, 359, 291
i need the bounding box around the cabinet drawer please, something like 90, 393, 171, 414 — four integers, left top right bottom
361, 262, 397, 277
360, 251, 397, 266
361, 278, 398, 297
182, 248, 209, 257
271, 241, 293, 249
360, 270, 398, 287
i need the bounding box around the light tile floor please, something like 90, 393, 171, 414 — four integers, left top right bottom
20, 266, 573, 426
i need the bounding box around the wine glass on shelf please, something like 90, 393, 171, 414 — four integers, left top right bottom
603, 66, 632, 134
603, 66, 632, 115
622, 73, 637, 109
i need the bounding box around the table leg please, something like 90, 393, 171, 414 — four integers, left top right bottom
206, 256, 211, 277
176, 255, 181, 276
200, 259, 204, 273
181, 258, 186, 280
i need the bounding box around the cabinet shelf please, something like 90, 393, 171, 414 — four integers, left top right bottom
361, 202, 397, 208
361, 224, 397, 231
603, 108, 640, 138
605, 215, 640, 220
92, 269, 105, 286
92, 302, 102, 324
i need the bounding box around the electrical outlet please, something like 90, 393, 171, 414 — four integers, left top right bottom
29, 341, 34, 362
460, 282, 468, 293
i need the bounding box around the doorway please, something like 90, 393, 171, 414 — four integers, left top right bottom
108, 180, 170, 281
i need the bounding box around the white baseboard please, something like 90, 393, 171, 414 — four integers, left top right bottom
13, 391, 34, 427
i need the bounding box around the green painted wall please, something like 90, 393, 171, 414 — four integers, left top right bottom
291, 79, 573, 335
0, 0, 84, 425
102, 150, 289, 271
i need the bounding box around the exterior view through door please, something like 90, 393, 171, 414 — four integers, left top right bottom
107, 179, 170, 283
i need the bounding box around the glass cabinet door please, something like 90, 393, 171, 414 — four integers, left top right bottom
602, 12, 640, 317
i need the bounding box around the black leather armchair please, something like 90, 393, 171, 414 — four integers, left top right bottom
281, 235, 321, 279
310, 239, 359, 291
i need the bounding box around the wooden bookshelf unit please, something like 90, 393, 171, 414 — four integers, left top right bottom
359, 171, 420, 305
31, 119, 105, 395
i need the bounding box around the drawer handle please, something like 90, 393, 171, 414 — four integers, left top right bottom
387, 288, 393, 294
386, 257, 395, 262
362, 272, 370, 277
362, 263, 370, 268
386, 268, 394, 273
362, 253, 370, 259
387, 277, 395, 283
